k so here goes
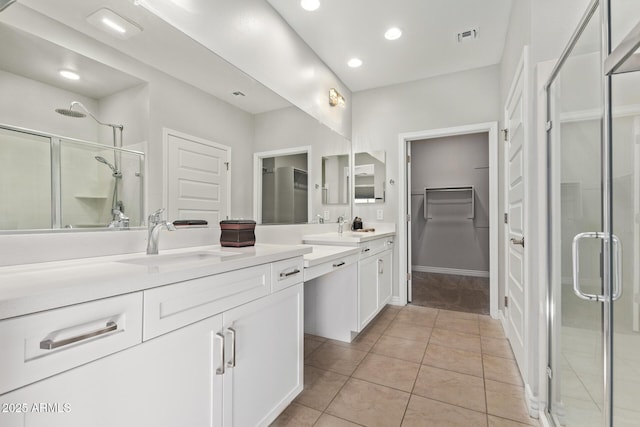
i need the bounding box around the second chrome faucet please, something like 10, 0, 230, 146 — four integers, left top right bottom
147, 208, 176, 255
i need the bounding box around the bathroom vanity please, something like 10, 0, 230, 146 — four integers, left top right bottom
0, 244, 310, 427
302, 230, 395, 341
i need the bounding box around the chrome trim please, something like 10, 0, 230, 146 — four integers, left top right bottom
510, 237, 525, 247
215, 332, 225, 375
572, 232, 607, 301
544, 0, 600, 90
40, 321, 117, 350
279, 269, 301, 279
605, 19, 640, 75
602, 0, 614, 424
51, 137, 61, 229
226, 327, 236, 368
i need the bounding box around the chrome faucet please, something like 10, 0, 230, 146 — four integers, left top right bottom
316, 214, 324, 224
337, 216, 346, 235
147, 208, 176, 255
108, 209, 129, 229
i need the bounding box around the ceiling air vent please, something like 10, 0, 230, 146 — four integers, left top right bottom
457, 28, 478, 43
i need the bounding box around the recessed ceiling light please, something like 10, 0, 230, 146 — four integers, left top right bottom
101, 17, 126, 34
59, 70, 80, 80
86, 8, 143, 40
384, 27, 402, 41
347, 58, 363, 68
300, 0, 320, 11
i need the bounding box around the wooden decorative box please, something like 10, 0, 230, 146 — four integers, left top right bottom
219, 220, 256, 247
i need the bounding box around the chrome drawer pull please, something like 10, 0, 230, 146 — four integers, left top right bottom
279, 269, 301, 278
215, 332, 225, 375
226, 327, 236, 368
332, 261, 346, 268
40, 321, 118, 350
363, 248, 370, 253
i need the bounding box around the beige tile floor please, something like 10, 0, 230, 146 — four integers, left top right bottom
271, 305, 539, 427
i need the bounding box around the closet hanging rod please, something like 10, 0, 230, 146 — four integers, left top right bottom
425, 186, 474, 193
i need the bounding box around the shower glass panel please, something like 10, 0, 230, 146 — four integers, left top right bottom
548, 5, 606, 427
0, 127, 51, 230
60, 139, 144, 229
610, 0, 640, 418
610, 70, 640, 427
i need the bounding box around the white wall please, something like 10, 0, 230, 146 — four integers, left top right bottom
411, 133, 490, 273
0, 69, 99, 140
352, 64, 501, 298
138, 0, 352, 139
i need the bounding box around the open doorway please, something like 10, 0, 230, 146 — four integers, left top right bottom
409, 133, 490, 314
398, 122, 499, 318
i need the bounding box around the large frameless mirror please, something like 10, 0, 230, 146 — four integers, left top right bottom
0, 0, 351, 231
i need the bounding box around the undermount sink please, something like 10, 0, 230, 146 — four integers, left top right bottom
119, 250, 242, 266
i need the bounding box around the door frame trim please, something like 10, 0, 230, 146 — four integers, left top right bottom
162, 127, 232, 222
397, 121, 499, 317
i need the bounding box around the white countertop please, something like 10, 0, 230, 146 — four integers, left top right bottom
0, 244, 311, 321
302, 245, 360, 268
302, 230, 396, 246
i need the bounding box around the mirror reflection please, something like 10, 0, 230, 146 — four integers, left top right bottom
322, 155, 349, 205
354, 151, 386, 203
0, 0, 351, 231
260, 153, 309, 224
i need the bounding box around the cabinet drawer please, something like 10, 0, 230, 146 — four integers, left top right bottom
304, 253, 359, 282
272, 257, 304, 292
359, 237, 394, 259
144, 264, 271, 340
0, 292, 142, 395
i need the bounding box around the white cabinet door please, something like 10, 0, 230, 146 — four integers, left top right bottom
0, 315, 224, 427
358, 255, 379, 330
222, 283, 303, 427
378, 250, 393, 306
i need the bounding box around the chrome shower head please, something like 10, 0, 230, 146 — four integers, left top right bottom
55, 108, 86, 118
95, 156, 121, 177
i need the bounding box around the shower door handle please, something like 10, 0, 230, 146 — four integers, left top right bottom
572, 232, 622, 302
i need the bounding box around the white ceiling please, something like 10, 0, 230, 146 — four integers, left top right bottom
0, 23, 144, 99
3, 0, 291, 114
267, 0, 513, 92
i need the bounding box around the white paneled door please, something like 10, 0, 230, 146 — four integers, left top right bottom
504, 47, 528, 378
165, 129, 230, 224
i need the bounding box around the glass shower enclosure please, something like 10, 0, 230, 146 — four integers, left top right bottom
546, 0, 640, 426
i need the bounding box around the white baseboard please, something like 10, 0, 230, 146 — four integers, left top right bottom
525, 384, 540, 419
389, 296, 405, 306
413, 265, 490, 278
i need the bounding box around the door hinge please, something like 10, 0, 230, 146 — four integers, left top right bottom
546, 366, 553, 379
224, 162, 230, 171
504, 296, 509, 307
545, 121, 553, 132
504, 213, 508, 224
501, 128, 509, 142
407, 154, 411, 163
407, 272, 412, 281
406, 214, 411, 222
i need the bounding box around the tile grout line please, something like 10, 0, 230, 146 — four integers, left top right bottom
310, 307, 400, 426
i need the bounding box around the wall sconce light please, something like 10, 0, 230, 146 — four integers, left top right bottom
329, 88, 345, 107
